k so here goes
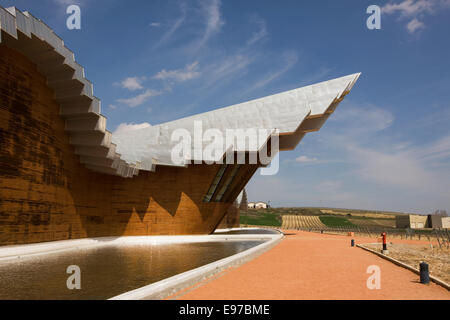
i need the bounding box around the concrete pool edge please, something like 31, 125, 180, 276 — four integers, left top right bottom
109, 229, 284, 300
214, 227, 274, 231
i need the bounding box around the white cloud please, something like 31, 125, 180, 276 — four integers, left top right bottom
382, 0, 434, 17
406, 18, 426, 33
350, 146, 434, 189
154, 0, 224, 52
295, 155, 318, 163
53, 0, 83, 5
116, 77, 146, 91
382, 0, 450, 34
330, 104, 395, 134
114, 122, 152, 134
108, 104, 117, 110
246, 99, 450, 212
154, 2, 187, 48
148, 10, 266, 121
117, 89, 160, 107
190, 0, 224, 50
247, 16, 268, 46
319, 102, 450, 203
247, 50, 298, 92
207, 54, 253, 83
150, 22, 161, 27
416, 135, 450, 163
416, 103, 450, 128
153, 62, 200, 82
242, 87, 450, 212
190, 53, 254, 99
201, 0, 224, 43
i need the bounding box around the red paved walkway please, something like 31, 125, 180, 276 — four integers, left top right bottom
173, 230, 450, 300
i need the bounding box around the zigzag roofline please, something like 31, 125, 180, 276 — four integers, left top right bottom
0, 6, 360, 176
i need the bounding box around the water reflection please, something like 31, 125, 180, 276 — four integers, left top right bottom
0, 241, 263, 300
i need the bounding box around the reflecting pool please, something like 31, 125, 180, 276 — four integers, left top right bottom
0, 240, 264, 300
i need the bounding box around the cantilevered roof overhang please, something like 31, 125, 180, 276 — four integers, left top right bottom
0, 6, 360, 177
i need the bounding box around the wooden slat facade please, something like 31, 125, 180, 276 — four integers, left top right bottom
0, 45, 249, 246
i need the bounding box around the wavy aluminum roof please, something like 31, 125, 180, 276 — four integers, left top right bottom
0, 6, 360, 177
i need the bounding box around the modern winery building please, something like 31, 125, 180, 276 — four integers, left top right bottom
0, 6, 360, 245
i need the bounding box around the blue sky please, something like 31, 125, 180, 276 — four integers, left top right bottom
3, 0, 450, 213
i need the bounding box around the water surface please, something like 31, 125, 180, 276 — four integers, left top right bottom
0, 241, 263, 300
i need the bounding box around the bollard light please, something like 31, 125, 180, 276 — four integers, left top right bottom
381, 232, 389, 254
420, 262, 430, 284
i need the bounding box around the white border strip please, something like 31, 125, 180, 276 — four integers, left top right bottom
109, 231, 283, 300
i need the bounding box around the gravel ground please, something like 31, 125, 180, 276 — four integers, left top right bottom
365, 243, 450, 284
173, 231, 450, 300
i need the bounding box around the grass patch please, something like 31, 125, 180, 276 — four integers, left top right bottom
319, 216, 356, 227
240, 212, 281, 227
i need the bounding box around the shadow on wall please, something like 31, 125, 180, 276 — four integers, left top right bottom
0, 44, 230, 245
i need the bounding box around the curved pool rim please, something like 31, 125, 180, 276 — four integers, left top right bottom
0, 228, 284, 300
110, 228, 283, 300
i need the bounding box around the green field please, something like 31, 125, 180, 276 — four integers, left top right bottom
239, 206, 405, 228
318, 216, 356, 227
260, 207, 323, 216
240, 211, 282, 227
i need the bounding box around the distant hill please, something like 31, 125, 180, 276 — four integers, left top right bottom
269, 207, 412, 217
240, 206, 414, 228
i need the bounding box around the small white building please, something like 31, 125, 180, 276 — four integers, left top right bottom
430, 215, 450, 229
255, 202, 269, 209
396, 214, 428, 229
247, 202, 269, 209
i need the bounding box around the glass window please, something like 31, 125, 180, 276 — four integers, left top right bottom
203, 164, 228, 202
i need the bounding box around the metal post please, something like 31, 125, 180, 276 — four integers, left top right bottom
351, 239, 355, 247
420, 262, 430, 284
381, 232, 389, 254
